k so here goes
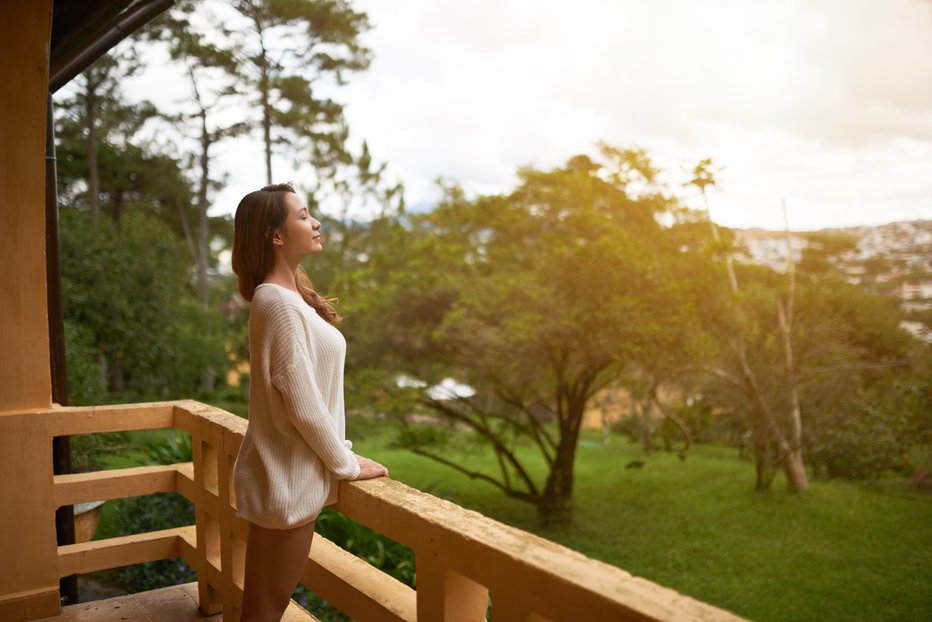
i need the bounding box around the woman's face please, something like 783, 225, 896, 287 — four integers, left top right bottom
276, 192, 322, 257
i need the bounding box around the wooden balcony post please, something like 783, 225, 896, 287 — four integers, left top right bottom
193, 430, 223, 616
0, 1, 62, 619
489, 593, 551, 622
0, 412, 61, 620
0, 0, 53, 417
416, 550, 489, 622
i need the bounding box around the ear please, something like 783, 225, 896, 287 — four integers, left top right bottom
267, 226, 284, 247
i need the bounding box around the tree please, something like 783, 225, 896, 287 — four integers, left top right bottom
687, 160, 809, 492
348, 147, 697, 523
789, 263, 928, 480
146, 3, 248, 310
230, 0, 372, 184
59, 208, 228, 397
55, 47, 157, 222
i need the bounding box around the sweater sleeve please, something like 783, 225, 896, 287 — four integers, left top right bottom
265, 300, 360, 481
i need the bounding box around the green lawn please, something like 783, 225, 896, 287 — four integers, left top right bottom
350, 420, 932, 622
87, 414, 931, 621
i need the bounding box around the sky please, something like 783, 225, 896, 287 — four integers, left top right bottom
120, 0, 932, 231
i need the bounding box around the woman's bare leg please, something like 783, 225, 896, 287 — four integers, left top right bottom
239, 520, 316, 622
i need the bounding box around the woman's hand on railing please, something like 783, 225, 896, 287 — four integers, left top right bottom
354, 455, 389, 480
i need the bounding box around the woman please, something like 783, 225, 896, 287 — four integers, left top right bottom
231, 182, 389, 622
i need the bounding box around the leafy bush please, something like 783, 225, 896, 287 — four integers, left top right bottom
111, 492, 197, 591
60, 209, 231, 401
63, 319, 107, 405
807, 405, 911, 480
105, 433, 196, 591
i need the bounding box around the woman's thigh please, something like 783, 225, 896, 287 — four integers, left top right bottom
241, 520, 316, 620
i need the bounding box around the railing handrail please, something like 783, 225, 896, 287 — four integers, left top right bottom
40, 400, 744, 622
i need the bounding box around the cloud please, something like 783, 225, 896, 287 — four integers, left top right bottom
336, 0, 932, 229
103, 0, 931, 229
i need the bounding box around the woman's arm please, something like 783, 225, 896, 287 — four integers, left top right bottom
262, 295, 360, 480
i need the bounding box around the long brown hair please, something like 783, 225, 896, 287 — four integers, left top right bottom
232, 183, 341, 324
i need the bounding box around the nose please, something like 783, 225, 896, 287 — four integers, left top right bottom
312, 219, 321, 230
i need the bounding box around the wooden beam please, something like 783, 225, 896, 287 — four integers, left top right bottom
57, 526, 193, 577
53, 464, 184, 507
49, 403, 175, 436
176, 460, 196, 501
301, 536, 416, 622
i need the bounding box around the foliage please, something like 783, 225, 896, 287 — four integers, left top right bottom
110, 492, 198, 591
344, 146, 704, 523
338, 146, 930, 501
59, 208, 230, 398
105, 433, 196, 591
228, 0, 372, 184
63, 319, 107, 405
68, 432, 129, 473
54, 46, 164, 222
144, 3, 248, 309
685, 231, 931, 482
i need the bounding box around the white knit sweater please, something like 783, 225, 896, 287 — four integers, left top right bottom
232, 283, 360, 529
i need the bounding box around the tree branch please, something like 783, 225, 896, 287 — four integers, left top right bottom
418, 396, 541, 498
651, 383, 692, 455
408, 447, 540, 505
494, 389, 558, 459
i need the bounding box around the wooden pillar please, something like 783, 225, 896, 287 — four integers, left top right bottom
416, 551, 489, 621
0, 1, 61, 619
0, 0, 53, 412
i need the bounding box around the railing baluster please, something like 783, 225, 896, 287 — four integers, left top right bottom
416, 551, 489, 622
192, 421, 223, 616
32, 401, 747, 622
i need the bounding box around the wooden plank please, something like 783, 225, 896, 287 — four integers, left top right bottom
49, 403, 175, 436
45, 583, 319, 621
174, 401, 247, 437
57, 526, 192, 577
177, 461, 196, 501
335, 479, 747, 622
301, 535, 416, 622
177, 525, 200, 572
0, 587, 61, 622
172, 404, 198, 435
53, 464, 179, 507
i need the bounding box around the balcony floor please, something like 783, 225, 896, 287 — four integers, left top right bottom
36, 583, 319, 622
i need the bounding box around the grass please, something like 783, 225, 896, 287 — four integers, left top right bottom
93, 429, 188, 540
348, 419, 932, 622
85, 411, 931, 621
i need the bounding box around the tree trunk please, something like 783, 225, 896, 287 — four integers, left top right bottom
97, 353, 108, 392
754, 436, 777, 491
197, 107, 210, 310
256, 29, 273, 185
539, 440, 575, 525
175, 196, 196, 266
538, 396, 586, 525
782, 448, 808, 492
778, 202, 809, 492
638, 398, 653, 455
85, 74, 100, 220
110, 363, 124, 394
111, 187, 123, 223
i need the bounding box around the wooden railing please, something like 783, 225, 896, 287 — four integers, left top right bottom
45, 400, 745, 621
